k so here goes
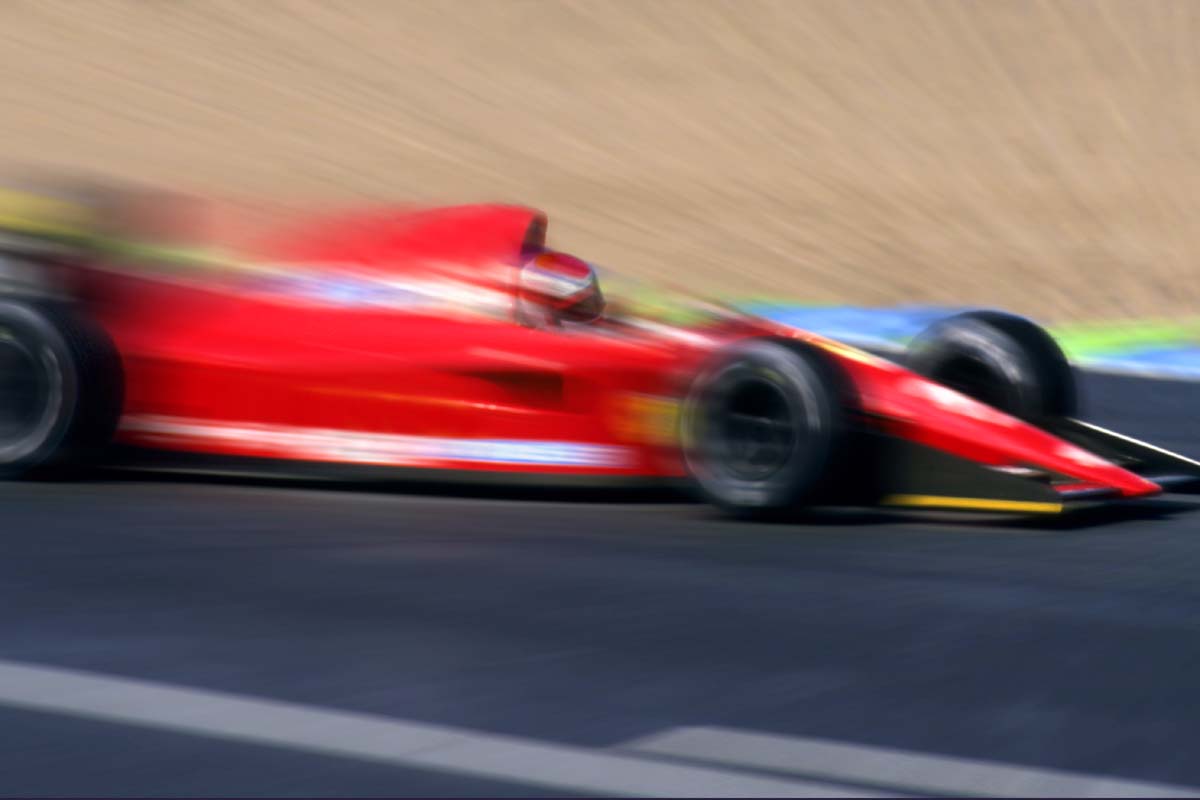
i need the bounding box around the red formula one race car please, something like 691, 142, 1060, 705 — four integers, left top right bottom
0, 192, 1198, 518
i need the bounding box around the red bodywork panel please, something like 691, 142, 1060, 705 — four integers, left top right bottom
84, 203, 1160, 499
790, 336, 1160, 498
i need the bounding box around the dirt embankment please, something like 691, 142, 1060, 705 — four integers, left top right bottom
2, 1, 1197, 321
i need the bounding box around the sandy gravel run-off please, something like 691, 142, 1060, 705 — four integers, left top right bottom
2, 0, 1199, 321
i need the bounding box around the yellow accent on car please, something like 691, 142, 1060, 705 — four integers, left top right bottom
808, 336, 889, 367
0, 189, 94, 239
882, 494, 1063, 514
615, 394, 681, 445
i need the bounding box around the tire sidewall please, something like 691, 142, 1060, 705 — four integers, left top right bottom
0, 301, 81, 470
908, 312, 1074, 420
683, 340, 839, 512
910, 318, 1037, 411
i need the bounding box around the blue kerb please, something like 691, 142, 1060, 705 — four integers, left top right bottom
741, 304, 1200, 381
744, 304, 968, 346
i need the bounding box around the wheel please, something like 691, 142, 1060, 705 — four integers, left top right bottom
906, 310, 1076, 421
0, 300, 122, 477
682, 339, 846, 518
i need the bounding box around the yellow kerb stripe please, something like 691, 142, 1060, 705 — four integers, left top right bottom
882, 494, 1063, 514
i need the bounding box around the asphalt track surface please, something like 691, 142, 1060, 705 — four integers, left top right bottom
1, 371, 1199, 796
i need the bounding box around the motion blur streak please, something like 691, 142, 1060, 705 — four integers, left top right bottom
3, 0, 1200, 796
2, 1, 1200, 320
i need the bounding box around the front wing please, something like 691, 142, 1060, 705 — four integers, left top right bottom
851, 420, 1200, 514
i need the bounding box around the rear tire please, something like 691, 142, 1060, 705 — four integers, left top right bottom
682, 339, 846, 518
0, 300, 122, 477
907, 310, 1076, 421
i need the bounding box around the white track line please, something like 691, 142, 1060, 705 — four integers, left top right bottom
623, 726, 1199, 798
0, 659, 884, 798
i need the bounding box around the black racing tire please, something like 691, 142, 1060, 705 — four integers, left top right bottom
0, 300, 123, 478
682, 339, 847, 519
907, 310, 1076, 421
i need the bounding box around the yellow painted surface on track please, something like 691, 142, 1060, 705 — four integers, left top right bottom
882, 494, 1064, 515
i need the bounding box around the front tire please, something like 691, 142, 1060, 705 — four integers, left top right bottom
682, 339, 846, 518
907, 310, 1076, 421
0, 300, 122, 477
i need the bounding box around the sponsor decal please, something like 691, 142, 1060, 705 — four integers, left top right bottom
246, 263, 513, 316
121, 415, 631, 469
614, 394, 680, 446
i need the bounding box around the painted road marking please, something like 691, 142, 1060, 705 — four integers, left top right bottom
622, 726, 1200, 798
0, 659, 882, 798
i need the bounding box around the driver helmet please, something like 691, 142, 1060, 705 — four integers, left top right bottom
517, 249, 605, 324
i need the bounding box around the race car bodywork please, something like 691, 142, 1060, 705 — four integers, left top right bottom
1, 197, 1198, 516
